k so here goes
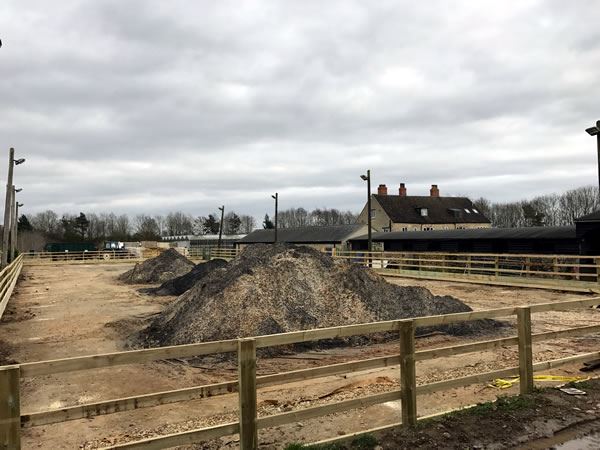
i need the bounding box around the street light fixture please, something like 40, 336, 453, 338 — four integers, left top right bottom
271, 193, 278, 243
217, 205, 225, 249
360, 170, 372, 257
585, 120, 600, 195
14, 158, 25, 165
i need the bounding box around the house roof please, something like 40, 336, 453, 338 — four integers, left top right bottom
373, 195, 491, 224
349, 226, 576, 242
238, 224, 365, 244
575, 210, 600, 222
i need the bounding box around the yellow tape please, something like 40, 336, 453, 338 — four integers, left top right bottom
489, 375, 589, 389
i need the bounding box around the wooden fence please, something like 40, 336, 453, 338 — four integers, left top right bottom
333, 250, 600, 292
22, 250, 145, 265
187, 247, 238, 260
2, 294, 600, 449
0, 255, 23, 320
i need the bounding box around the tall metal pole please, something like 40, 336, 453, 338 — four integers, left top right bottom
10, 187, 16, 261
596, 121, 600, 196
2, 149, 14, 267
272, 193, 278, 243
217, 205, 224, 249
366, 170, 372, 253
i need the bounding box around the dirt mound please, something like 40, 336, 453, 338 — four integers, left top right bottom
119, 249, 195, 284
136, 245, 498, 348
144, 259, 229, 296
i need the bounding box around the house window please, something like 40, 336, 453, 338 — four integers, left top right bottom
423, 226, 433, 231
420, 208, 428, 217
472, 208, 479, 213
402, 227, 408, 232
371, 210, 376, 218
464, 208, 471, 214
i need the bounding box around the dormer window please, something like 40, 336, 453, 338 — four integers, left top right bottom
420, 208, 428, 217
464, 208, 471, 214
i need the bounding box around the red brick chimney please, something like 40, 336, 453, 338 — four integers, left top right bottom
430, 184, 440, 197
399, 183, 407, 197
377, 184, 388, 196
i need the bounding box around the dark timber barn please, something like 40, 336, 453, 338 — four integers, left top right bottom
349, 226, 587, 255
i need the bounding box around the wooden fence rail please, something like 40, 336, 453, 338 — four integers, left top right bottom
22, 250, 144, 265
0, 255, 23, 319
2, 294, 600, 448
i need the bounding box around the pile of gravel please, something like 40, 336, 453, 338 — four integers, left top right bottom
136, 244, 498, 348
119, 248, 195, 284
144, 258, 229, 296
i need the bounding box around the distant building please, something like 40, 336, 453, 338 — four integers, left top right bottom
237, 224, 369, 252
349, 226, 579, 254
357, 183, 491, 232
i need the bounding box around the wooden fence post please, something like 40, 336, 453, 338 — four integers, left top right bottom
517, 307, 533, 394
238, 339, 257, 450
0, 365, 20, 449
399, 321, 417, 426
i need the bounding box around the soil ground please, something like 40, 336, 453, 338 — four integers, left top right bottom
325, 378, 600, 450
1, 263, 599, 449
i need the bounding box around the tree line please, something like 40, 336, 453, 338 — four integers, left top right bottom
17, 207, 359, 242
473, 185, 599, 228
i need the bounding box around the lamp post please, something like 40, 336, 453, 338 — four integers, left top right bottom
271, 193, 278, 243
360, 170, 372, 254
585, 120, 600, 196
217, 205, 225, 249
14, 201, 23, 257
10, 188, 22, 261
2, 149, 25, 267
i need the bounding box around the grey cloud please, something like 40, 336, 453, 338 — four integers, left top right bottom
0, 0, 598, 220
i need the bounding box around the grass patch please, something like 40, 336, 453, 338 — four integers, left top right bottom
284, 433, 378, 450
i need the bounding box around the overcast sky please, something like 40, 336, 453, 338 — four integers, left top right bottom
1, 0, 598, 219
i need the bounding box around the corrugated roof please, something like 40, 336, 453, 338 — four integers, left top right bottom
576, 210, 600, 222
349, 226, 576, 242
373, 195, 491, 224
238, 224, 365, 244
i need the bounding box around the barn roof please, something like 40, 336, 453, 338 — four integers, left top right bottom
238, 224, 365, 244
373, 195, 491, 224
576, 210, 600, 222
350, 226, 576, 242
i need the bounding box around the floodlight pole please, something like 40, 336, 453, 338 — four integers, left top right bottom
2, 149, 15, 267
10, 188, 17, 260
272, 193, 278, 243
361, 170, 372, 253
585, 120, 600, 198
596, 121, 600, 195
217, 206, 225, 249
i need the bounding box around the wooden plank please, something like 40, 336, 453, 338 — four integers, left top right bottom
532, 351, 600, 372
20, 339, 238, 377
416, 366, 520, 395
517, 307, 534, 394
257, 354, 400, 387
415, 336, 519, 361
0, 365, 20, 449
238, 339, 257, 450
399, 322, 417, 426
21, 380, 238, 428
256, 390, 402, 429
100, 422, 239, 449
532, 324, 600, 343
255, 321, 401, 348
380, 270, 600, 293
0, 259, 22, 319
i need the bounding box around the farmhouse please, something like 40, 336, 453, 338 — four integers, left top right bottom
236, 224, 369, 252
357, 183, 491, 232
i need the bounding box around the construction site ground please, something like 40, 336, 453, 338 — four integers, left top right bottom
1, 263, 599, 449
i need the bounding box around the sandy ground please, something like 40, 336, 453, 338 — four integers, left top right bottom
0, 263, 599, 449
